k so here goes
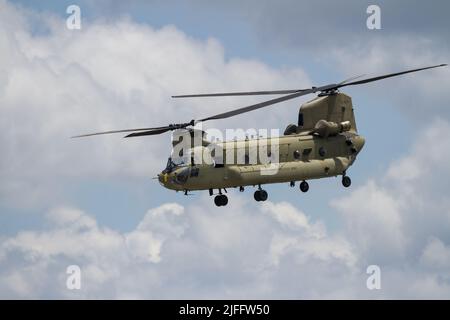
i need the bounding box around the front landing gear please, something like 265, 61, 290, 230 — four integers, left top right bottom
342, 175, 351, 188
214, 194, 228, 207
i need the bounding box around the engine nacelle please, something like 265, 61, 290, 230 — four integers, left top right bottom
313, 120, 351, 138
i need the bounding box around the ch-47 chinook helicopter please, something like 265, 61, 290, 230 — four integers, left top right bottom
74, 64, 447, 206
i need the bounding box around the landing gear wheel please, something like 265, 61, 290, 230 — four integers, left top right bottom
254, 190, 268, 202
300, 181, 309, 192
214, 194, 228, 206
259, 190, 268, 201
220, 194, 228, 206
214, 195, 222, 206
254, 190, 261, 202
342, 175, 351, 188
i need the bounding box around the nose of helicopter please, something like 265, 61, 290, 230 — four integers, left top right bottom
158, 172, 169, 185
157, 167, 190, 189
157, 171, 175, 190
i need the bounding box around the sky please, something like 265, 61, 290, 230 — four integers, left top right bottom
0, 0, 450, 299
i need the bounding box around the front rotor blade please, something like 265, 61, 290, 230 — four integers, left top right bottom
71, 126, 172, 138
124, 127, 172, 137
339, 64, 447, 88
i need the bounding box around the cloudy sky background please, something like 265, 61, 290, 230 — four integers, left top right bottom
1, 0, 450, 298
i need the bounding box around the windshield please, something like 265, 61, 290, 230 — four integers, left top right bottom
172, 156, 186, 166
162, 157, 186, 173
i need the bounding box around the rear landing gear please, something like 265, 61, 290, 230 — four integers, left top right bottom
342, 175, 351, 188
214, 194, 228, 206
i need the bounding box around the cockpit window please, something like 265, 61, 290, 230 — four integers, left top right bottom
164, 158, 173, 173
163, 158, 184, 173
172, 156, 186, 166
175, 167, 190, 184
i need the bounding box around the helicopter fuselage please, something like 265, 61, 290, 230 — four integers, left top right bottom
158, 131, 365, 192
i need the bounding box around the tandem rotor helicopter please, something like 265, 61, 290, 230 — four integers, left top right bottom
74, 64, 447, 206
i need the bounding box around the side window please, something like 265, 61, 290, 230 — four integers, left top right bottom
318, 146, 326, 157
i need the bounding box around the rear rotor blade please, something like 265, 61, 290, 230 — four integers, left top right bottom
199, 86, 329, 122
338, 74, 366, 85
196, 64, 446, 122
339, 64, 447, 88
172, 89, 308, 98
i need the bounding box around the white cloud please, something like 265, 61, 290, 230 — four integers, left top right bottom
328, 36, 450, 121
0, 202, 188, 298
260, 201, 356, 268
261, 201, 325, 236
332, 180, 406, 263
0, 198, 359, 299
420, 237, 450, 270
126, 203, 185, 263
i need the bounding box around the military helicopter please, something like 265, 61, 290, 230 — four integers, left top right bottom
73, 64, 447, 206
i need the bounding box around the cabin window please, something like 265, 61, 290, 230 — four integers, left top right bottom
298, 113, 304, 127
319, 147, 326, 157
293, 150, 301, 160
302, 148, 312, 156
